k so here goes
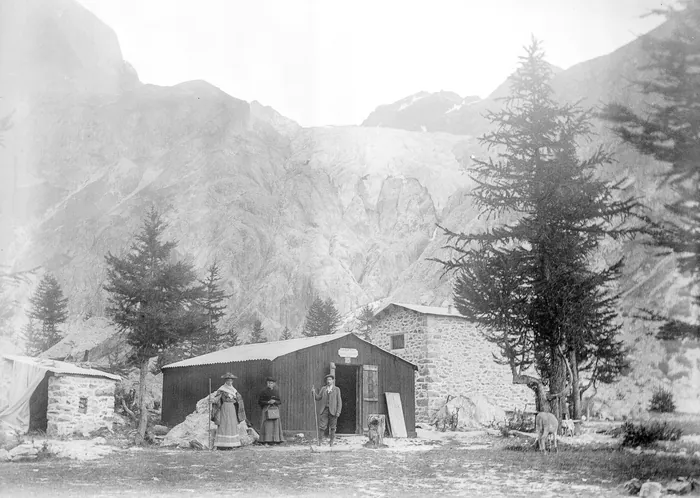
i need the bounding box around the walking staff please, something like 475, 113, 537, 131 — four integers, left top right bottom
311, 384, 320, 446
208, 378, 212, 451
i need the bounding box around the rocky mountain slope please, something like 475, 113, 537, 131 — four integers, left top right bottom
1, 0, 697, 414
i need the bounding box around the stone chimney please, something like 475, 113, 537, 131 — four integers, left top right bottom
447, 304, 454, 314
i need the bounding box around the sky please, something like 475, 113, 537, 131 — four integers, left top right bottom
77, 0, 670, 128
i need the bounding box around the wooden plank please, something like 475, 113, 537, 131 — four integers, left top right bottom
384, 392, 407, 437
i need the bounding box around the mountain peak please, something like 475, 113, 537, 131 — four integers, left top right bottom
0, 0, 139, 98
362, 91, 480, 132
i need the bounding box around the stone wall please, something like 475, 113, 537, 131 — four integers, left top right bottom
46, 374, 116, 436
371, 306, 430, 419
425, 315, 531, 417
372, 305, 532, 422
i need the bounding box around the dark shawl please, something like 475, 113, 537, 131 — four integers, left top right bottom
258, 386, 282, 408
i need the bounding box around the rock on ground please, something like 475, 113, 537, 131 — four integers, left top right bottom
621, 478, 642, 495
162, 396, 257, 449
639, 482, 663, 498
665, 478, 693, 495
431, 393, 506, 430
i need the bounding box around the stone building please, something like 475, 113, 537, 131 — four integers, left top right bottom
371, 303, 532, 422
0, 354, 120, 436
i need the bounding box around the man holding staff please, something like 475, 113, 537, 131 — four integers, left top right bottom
311, 374, 342, 446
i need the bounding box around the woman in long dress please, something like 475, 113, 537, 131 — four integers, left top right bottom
210, 373, 246, 449
258, 376, 284, 444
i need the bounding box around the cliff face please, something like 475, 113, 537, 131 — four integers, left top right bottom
2, 0, 697, 414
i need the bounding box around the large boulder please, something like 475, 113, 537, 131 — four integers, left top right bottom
161, 396, 257, 449
430, 393, 507, 431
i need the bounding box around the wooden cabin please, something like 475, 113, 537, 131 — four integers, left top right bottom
161, 332, 417, 437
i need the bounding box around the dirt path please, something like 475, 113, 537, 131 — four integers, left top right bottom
0, 436, 635, 497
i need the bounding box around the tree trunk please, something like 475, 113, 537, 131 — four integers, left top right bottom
548, 352, 567, 421
569, 349, 581, 420
137, 356, 149, 442
509, 367, 550, 413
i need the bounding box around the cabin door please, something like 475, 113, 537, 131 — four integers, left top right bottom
361, 365, 379, 434
334, 364, 360, 434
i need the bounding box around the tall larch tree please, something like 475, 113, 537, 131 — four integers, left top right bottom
436, 39, 637, 420
104, 207, 205, 440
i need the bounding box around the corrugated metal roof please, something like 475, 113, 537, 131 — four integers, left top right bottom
2, 354, 121, 381
374, 302, 466, 318
162, 332, 355, 369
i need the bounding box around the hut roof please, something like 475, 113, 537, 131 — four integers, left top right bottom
162, 332, 417, 370
2, 354, 121, 381
374, 302, 465, 318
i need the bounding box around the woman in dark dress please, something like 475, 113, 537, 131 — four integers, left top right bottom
257, 376, 284, 444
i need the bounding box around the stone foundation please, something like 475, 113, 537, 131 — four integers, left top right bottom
372, 305, 532, 422
46, 374, 116, 436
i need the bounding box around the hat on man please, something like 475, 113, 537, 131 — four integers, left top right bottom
324, 374, 335, 381
265, 376, 277, 383
221, 372, 237, 380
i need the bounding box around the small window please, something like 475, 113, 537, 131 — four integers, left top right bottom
390, 334, 405, 350
79, 397, 88, 414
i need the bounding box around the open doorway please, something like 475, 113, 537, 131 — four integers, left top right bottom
334, 365, 358, 434
29, 372, 49, 433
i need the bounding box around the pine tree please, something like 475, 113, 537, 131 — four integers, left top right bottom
22, 319, 39, 356
436, 39, 638, 420
249, 319, 267, 344
303, 296, 341, 337
280, 326, 292, 340
197, 260, 230, 354
218, 327, 240, 348
602, 0, 700, 341
357, 304, 375, 341
323, 298, 341, 334
104, 207, 206, 440
27, 273, 69, 355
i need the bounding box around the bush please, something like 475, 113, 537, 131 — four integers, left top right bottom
649, 387, 676, 413
621, 421, 683, 447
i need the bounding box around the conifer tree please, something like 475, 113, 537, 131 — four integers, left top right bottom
196, 260, 229, 354
436, 39, 637, 420
323, 298, 342, 334
602, 0, 700, 341
280, 326, 292, 341
249, 319, 267, 344
224, 328, 241, 348
104, 207, 205, 440
27, 273, 69, 355
357, 304, 375, 341
22, 319, 39, 356
303, 296, 341, 337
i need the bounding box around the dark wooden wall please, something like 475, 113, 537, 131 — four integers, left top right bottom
161, 335, 416, 436
273, 334, 416, 436
161, 359, 273, 427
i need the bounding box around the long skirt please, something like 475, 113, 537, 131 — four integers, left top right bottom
214, 401, 242, 448
259, 405, 285, 443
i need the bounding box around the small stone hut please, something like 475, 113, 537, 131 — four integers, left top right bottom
371, 303, 532, 422
0, 354, 120, 436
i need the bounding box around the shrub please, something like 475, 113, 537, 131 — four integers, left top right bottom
649, 387, 676, 413
621, 421, 683, 447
